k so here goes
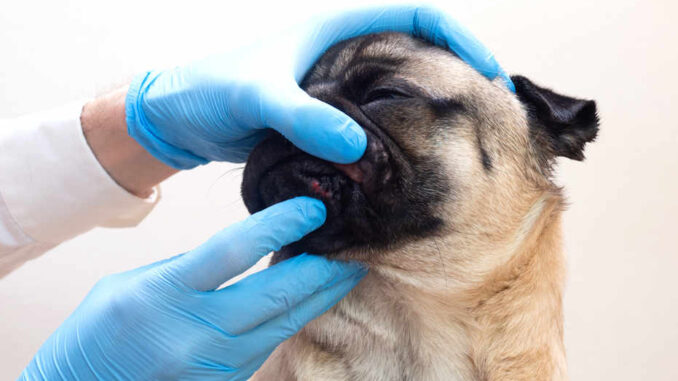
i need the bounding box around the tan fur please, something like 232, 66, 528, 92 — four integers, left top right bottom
253, 33, 571, 381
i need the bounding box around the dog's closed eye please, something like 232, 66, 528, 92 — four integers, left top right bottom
361, 87, 412, 105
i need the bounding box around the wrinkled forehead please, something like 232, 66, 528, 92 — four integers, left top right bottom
303, 33, 493, 99
304, 34, 411, 81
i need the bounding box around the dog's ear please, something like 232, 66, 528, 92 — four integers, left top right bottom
511, 75, 599, 161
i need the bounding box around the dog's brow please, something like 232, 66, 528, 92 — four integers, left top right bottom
347, 56, 404, 69
341, 64, 396, 100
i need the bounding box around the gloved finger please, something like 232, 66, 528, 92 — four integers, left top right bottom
223, 272, 365, 366
199, 254, 367, 335
120, 253, 185, 279
259, 85, 367, 164
162, 197, 326, 291
179, 354, 268, 381
406, 6, 514, 91
297, 5, 514, 91
202, 130, 270, 163
221, 352, 271, 381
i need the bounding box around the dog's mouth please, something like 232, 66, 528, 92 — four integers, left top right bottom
241, 127, 398, 258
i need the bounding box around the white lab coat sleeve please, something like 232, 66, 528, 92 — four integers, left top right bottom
0, 101, 160, 278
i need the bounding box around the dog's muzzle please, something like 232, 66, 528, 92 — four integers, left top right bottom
241, 128, 395, 257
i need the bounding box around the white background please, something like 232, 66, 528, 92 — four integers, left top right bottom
1, 0, 677, 379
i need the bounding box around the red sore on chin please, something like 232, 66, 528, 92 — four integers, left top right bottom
310, 179, 332, 199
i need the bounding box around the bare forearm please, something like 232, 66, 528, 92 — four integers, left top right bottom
80, 87, 178, 197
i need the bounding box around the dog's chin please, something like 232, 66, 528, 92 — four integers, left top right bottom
255, 157, 365, 259
241, 132, 384, 260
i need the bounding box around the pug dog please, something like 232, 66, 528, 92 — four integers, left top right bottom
241, 32, 598, 381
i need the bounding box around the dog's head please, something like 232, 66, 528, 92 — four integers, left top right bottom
241, 32, 598, 264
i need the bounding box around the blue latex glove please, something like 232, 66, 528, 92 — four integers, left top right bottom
21, 198, 367, 380
126, 5, 513, 169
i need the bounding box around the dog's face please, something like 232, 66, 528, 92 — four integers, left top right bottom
241, 33, 597, 263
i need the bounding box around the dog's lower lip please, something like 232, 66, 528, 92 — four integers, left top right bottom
273, 165, 347, 203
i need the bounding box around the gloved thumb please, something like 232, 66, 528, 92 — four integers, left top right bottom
259, 84, 367, 164
158, 197, 327, 291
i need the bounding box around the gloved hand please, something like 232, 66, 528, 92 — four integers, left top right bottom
126, 5, 513, 169
21, 197, 367, 381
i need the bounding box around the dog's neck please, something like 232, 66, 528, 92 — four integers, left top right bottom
254, 192, 567, 381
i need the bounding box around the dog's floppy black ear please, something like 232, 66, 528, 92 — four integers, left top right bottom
512, 75, 599, 161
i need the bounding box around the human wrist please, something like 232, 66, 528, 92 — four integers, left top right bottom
81, 87, 177, 198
